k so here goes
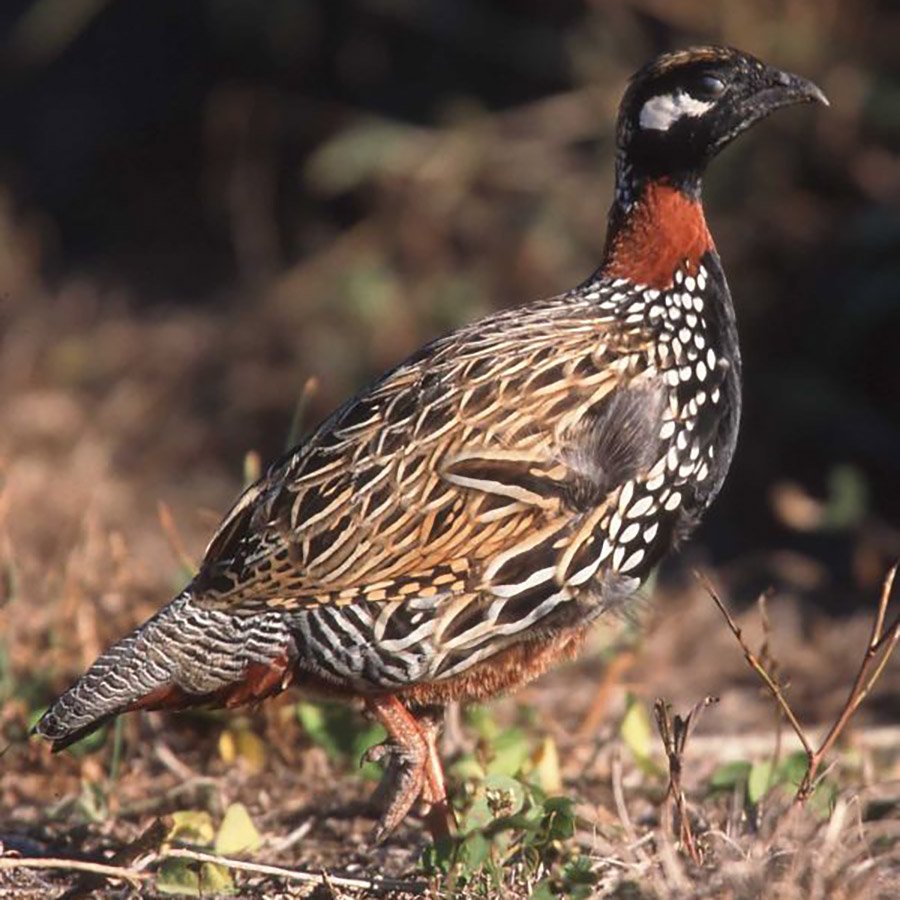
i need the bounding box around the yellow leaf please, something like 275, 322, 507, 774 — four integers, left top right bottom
531, 735, 563, 794
218, 730, 236, 764
620, 696, 657, 774
168, 810, 215, 847
215, 803, 261, 855
219, 726, 266, 772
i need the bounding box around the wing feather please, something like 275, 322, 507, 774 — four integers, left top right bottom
191, 295, 655, 618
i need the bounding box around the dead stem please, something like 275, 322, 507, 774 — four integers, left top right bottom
654, 696, 718, 865
160, 847, 427, 893
697, 564, 900, 806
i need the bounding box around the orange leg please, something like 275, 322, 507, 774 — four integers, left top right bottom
364, 696, 455, 842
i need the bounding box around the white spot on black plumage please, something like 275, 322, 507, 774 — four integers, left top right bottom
608, 511, 623, 540
620, 548, 646, 573
627, 495, 654, 519
664, 491, 682, 511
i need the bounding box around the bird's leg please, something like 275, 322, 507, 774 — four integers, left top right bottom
363, 696, 453, 842
416, 707, 456, 842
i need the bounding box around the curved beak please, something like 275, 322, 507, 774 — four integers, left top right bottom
758, 67, 830, 112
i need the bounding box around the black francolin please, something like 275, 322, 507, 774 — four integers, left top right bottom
36, 46, 827, 840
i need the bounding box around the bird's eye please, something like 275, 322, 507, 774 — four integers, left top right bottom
693, 74, 726, 99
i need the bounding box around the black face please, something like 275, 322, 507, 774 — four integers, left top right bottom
618, 47, 827, 191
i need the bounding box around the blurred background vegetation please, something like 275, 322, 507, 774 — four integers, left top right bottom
0, 0, 898, 638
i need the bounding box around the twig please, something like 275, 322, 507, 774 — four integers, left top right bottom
157, 500, 198, 574
758, 590, 786, 796
61, 817, 171, 900
577, 650, 636, 739
160, 848, 427, 894
610, 750, 641, 854
698, 564, 900, 807
285, 375, 319, 450
697, 571, 814, 761
653, 696, 718, 865
0, 858, 145, 888
796, 564, 900, 800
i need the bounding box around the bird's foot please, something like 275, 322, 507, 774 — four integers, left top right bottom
364, 697, 455, 843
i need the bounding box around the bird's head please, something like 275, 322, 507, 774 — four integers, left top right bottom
615, 46, 828, 204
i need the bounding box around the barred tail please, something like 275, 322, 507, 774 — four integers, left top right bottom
34, 593, 295, 752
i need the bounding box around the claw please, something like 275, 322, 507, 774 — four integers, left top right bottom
364, 696, 454, 842
360, 741, 391, 767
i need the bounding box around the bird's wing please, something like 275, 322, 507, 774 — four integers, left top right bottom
191, 295, 662, 618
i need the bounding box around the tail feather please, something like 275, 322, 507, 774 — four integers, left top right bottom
34, 593, 295, 752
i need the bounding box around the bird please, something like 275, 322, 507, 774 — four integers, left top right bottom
35, 46, 827, 841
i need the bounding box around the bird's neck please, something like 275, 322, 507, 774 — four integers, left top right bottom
602, 174, 714, 290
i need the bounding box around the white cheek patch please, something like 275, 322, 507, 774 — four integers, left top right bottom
638, 90, 715, 132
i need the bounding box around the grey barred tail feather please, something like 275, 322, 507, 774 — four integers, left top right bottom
33, 593, 294, 752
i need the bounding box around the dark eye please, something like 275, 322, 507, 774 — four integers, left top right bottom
693, 74, 726, 99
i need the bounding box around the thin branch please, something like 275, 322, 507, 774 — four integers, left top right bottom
61, 817, 171, 900
0, 858, 145, 888
696, 570, 815, 760
160, 848, 427, 894
610, 750, 646, 864
796, 564, 899, 800
157, 500, 198, 574
654, 696, 717, 865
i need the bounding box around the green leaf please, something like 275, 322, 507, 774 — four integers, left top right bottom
155, 859, 234, 896
564, 855, 597, 886
710, 760, 752, 791
215, 803, 261, 855
486, 728, 530, 777
450, 753, 486, 782
420, 837, 457, 876
466, 705, 500, 741
483, 773, 526, 818
156, 859, 202, 896
296, 701, 385, 774
462, 795, 494, 833
541, 796, 576, 842
748, 760, 775, 805
461, 831, 492, 872
65, 723, 109, 757
530, 878, 556, 900
775, 751, 810, 789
